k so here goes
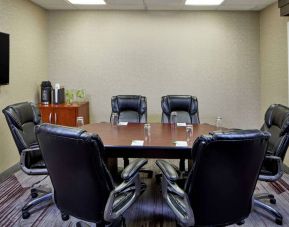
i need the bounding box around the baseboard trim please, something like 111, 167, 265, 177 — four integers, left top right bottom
0, 163, 20, 183
284, 164, 289, 174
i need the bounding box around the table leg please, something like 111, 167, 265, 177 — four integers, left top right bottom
188, 159, 193, 171
104, 157, 118, 177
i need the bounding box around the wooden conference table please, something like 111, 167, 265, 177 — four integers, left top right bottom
82, 123, 218, 173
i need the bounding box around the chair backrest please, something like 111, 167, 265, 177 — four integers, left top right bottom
2, 102, 41, 154
161, 95, 199, 124
185, 130, 269, 226
111, 95, 147, 123
36, 124, 115, 223
261, 104, 289, 161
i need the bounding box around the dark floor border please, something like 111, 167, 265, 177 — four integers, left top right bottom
0, 163, 20, 183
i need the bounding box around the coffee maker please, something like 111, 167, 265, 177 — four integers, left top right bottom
41, 81, 52, 104
52, 83, 65, 104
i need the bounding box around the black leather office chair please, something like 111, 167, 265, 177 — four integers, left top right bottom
111, 95, 153, 178
2, 102, 53, 219
161, 95, 200, 172
111, 95, 147, 124
156, 129, 270, 227
254, 104, 289, 225
36, 124, 147, 226
161, 95, 199, 125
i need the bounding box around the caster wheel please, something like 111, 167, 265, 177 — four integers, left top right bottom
270, 198, 276, 204
22, 211, 30, 219
268, 194, 274, 199
275, 218, 283, 225
31, 192, 38, 198
61, 213, 69, 221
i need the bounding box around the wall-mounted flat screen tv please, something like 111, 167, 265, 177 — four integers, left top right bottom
0, 32, 9, 85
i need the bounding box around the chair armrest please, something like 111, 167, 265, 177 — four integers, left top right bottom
20, 147, 48, 175
156, 160, 194, 226
156, 160, 184, 197
104, 159, 147, 222
121, 158, 148, 181
259, 156, 283, 182
156, 160, 179, 182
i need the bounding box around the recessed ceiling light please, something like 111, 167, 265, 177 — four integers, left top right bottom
185, 0, 224, 5
67, 0, 106, 5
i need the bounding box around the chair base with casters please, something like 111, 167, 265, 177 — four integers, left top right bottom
22, 191, 53, 219
2, 102, 53, 220
254, 199, 283, 225
254, 155, 284, 225
20, 147, 53, 219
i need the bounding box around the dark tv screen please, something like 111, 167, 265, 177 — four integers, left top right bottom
0, 32, 9, 85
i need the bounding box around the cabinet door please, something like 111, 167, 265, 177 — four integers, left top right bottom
54, 108, 77, 127
39, 107, 54, 124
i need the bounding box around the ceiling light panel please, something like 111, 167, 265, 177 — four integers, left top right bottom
185, 0, 224, 5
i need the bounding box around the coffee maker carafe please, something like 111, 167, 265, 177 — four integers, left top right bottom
41, 81, 52, 105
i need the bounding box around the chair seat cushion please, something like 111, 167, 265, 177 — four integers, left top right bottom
119, 111, 139, 123
30, 160, 46, 169
260, 168, 274, 176
261, 156, 279, 176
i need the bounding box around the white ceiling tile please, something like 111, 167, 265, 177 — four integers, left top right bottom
184, 5, 218, 10
29, 0, 278, 11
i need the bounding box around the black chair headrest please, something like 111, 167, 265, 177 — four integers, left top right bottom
111, 95, 147, 114
209, 129, 270, 141
161, 95, 198, 115
2, 102, 40, 129
36, 123, 87, 140
264, 104, 289, 136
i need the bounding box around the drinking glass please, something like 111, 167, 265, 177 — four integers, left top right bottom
144, 123, 151, 141
170, 111, 178, 127
186, 125, 193, 144
76, 116, 84, 127
216, 116, 222, 130
111, 113, 119, 126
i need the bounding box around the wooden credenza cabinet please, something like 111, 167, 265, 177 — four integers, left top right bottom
38, 102, 89, 127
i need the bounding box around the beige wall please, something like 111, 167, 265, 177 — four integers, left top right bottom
48, 11, 261, 129
260, 3, 289, 166
0, 0, 48, 173
260, 3, 288, 114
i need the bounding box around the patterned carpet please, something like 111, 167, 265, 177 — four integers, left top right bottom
0, 169, 289, 227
